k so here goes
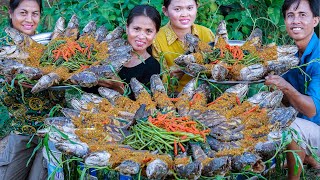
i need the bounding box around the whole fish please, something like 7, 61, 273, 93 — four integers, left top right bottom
31, 72, 61, 93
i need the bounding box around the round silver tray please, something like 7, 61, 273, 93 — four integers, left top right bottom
31, 32, 52, 45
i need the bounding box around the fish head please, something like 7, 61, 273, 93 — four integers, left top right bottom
82, 20, 96, 36
55, 141, 89, 158
44, 117, 73, 127
246, 28, 262, 49
175, 160, 203, 179
231, 152, 265, 173
31, 72, 61, 93
81, 93, 103, 104
174, 54, 196, 67
5, 27, 25, 45
259, 90, 283, 109
239, 64, 267, 81
146, 159, 169, 180
216, 20, 227, 36
68, 71, 98, 88
95, 25, 108, 43
17, 66, 43, 80
184, 33, 199, 53
84, 151, 111, 167
61, 108, 81, 119
267, 106, 297, 128
108, 38, 128, 52
65, 14, 79, 39
202, 156, 231, 176
105, 26, 124, 43
51, 17, 65, 39
150, 74, 166, 94
130, 78, 147, 98
115, 160, 140, 175
178, 78, 198, 99
225, 83, 249, 99
247, 91, 270, 105
98, 87, 121, 104
0, 46, 18, 57
211, 63, 228, 81
185, 63, 207, 76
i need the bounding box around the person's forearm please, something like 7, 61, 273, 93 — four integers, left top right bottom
283, 86, 316, 118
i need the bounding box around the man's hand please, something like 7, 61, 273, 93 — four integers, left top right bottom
265, 75, 291, 91
265, 74, 316, 118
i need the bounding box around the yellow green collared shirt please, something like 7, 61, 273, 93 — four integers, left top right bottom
152, 23, 214, 92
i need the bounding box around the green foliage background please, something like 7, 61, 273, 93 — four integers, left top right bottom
2, 0, 317, 45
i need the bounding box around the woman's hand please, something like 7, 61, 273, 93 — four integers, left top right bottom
98, 77, 125, 94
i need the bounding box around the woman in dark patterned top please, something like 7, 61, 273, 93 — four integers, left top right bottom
98, 5, 161, 95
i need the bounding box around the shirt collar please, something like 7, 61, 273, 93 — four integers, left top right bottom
164, 23, 200, 45
299, 33, 319, 64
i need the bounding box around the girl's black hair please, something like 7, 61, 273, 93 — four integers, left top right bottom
163, 0, 198, 8
282, 0, 319, 18
127, 4, 161, 32
8, 0, 43, 27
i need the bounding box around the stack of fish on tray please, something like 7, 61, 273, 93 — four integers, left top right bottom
38, 74, 298, 179
0, 14, 132, 93
174, 20, 300, 81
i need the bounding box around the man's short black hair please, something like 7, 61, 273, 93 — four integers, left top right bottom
282, 0, 319, 18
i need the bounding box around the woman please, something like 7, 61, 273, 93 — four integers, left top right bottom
152, 0, 214, 92
99, 5, 161, 96
0, 1, 48, 179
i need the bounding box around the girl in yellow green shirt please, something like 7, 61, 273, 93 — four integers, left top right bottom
152, 0, 214, 92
